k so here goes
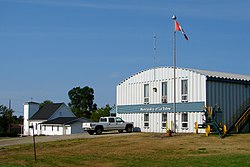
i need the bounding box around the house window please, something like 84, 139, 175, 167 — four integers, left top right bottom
57, 126, 59, 131
162, 113, 167, 128
144, 113, 149, 127
52, 125, 54, 131
182, 113, 188, 128
144, 84, 149, 104
162, 82, 167, 103
40, 125, 42, 130
181, 80, 188, 102
59, 112, 62, 116
44, 125, 46, 131
35, 123, 37, 130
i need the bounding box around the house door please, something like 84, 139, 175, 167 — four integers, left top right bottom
65, 126, 71, 135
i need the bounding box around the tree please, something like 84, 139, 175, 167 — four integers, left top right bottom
0, 105, 14, 133
90, 105, 111, 122
68, 86, 97, 118
39, 100, 53, 109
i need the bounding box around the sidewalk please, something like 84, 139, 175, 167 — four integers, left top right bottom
0, 132, 136, 147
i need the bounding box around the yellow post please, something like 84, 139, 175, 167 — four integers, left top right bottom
195, 122, 198, 134
205, 125, 210, 137
223, 125, 227, 136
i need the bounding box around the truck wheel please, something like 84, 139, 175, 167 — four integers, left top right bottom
118, 130, 123, 133
87, 130, 94, 135
126, 125, 133, 133
95, 127, 103, 135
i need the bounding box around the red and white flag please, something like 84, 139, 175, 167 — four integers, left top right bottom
175, 21, 188, 41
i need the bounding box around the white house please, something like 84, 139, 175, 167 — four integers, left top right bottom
112, 67, 250, 133
23, 102, 87, 136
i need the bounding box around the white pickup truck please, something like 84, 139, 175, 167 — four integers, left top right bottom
82, 117, 133, 135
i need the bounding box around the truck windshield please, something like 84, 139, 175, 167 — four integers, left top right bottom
100, 118, 107, 122
116, 117, 124, 123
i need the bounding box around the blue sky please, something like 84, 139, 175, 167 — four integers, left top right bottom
1, 0, 250, 116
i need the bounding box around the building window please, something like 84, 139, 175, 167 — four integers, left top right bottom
162, 113, 167, 128
40, 124, 42, 130
52, 125, 54, 131
162, 82, 167, 103
182, 113, 188, 128
35, 123, 37, 130
144, 84, 149, 104
57, 126, 59, 131
181, 80, 188, 102
44, 125, 46, 131
144, 113, 149, 127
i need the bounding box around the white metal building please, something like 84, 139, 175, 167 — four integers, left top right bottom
113, 67, 250, 133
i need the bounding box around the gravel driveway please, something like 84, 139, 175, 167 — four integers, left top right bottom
0, 132, 136, 147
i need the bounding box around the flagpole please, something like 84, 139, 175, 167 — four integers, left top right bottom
172, 15, 177, 133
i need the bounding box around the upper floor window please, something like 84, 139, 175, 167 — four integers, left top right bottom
162, 82, 167, 103
181, 80, 188, 102
144, 84, 149, 104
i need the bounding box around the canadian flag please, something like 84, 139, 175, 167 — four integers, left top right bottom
175, 21, 188, 41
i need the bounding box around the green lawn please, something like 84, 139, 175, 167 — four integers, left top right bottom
0, 133, 250, 167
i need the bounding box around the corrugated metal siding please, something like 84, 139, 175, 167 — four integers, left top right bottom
206, 81, 250, 126
118, 112, 205, 133
117, 67, 206, 105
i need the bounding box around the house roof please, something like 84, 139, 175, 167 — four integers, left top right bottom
29, 103, 64, 120
40, 117, 77, 125
40, 117, 91, 125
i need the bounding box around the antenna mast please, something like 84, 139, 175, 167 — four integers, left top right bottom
153, 32, 157, 81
